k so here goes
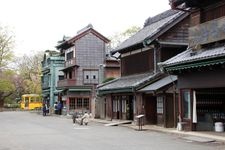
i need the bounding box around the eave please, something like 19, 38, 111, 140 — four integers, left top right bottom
68, 28, 110, 44
164, 57, 225, 72
97, 87, 134, 95
111, 43, 143, 55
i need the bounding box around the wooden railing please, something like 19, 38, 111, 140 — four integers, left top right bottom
58, 79, 76, 87
65, 58, 76, 67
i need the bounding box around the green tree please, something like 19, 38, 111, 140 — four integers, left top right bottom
109, 26, 141, 48
0, 70, 16, 111
0, 26, 15, 111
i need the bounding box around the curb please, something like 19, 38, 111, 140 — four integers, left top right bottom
92, 119, 225, 142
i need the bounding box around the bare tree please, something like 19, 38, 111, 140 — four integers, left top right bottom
14, 51, 43, 94
109, 26, 141, 48
0, 26, 14, 69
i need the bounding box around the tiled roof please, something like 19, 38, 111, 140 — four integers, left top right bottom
112, 10, 184, 53
56, 24, 109, 49
144, 9, 179, 27
98, 73, 157, 91
138, 75, 177, 92
162, 46, 225, 67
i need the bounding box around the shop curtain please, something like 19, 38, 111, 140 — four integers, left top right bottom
193, 90, 197, 123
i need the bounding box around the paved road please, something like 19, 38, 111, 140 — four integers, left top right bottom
0, 111, 224, 150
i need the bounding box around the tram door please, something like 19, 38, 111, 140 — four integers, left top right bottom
24, 97, 29, 108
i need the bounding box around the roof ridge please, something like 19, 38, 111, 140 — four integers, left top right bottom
112, 10, 186, 53
144, 9, 180, 27
97, 77, 119, 88
77, 24, 93, 35
120, 72, 152, 79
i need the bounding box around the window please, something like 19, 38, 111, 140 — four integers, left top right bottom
69, 98, 76, 110
83, 70, 99, 84
36, 97, 41, 102
83, 98, 89, 109
121, 96, 127, 113
157, 96, 164, 114
121, 50, 154, 76
113, 100, 118, 112
77, 98, 82, 109
182, 90, 191, 119
59, 75, 64, 80
30, 97, 35, 103
69, 98, 90, 110
24, 97, 29, 102
66, 51, 74, 60
122, 100, 126, 113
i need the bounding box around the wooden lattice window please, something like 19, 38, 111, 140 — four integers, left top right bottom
69, 98, 76, 110
77, 98, 82, 109
83, 98, 89, 109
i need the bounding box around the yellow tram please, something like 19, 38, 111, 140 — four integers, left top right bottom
20, 94, 42, 110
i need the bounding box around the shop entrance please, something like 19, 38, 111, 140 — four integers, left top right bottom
195, 88, 225, 131
112, 95, 134, 120
126, 96, 134, 120
145, 95, 157, 124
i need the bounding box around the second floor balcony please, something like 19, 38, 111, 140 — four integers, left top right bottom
57, 79, 76, 87
65, 58, 76, 68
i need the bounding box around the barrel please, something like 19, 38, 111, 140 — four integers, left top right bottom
215, 122, 224, 132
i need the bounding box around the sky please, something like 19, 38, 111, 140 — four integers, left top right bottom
0, 0, 170, 56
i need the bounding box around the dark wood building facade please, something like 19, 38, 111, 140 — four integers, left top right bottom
163, 0, 225, 131
97, 9, 190, 128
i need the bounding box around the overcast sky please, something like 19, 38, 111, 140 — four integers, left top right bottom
0, 0, 170, 56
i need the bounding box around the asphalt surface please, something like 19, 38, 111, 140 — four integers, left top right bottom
0, 111, 224, 150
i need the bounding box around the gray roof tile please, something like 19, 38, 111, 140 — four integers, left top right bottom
138, 75, 177, 92
144, 9, 179, 27
162, 46, 225, 66
98, 73, 157, 91
113, 10, 184, 53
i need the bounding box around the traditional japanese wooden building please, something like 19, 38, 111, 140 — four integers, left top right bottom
95, 56, 120, 118
97, 9, 190, 128
162, 0, 225, 131
56, 24, 110, 115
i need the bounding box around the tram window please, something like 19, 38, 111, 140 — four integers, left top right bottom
36, 97, 40, 102
30, 97, 35, 102
25, 97, 29, 102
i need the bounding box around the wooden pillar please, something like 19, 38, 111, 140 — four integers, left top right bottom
173, 92, 178, 128
135, 93, 143, 116
66, 97, 69, 114
163, 94, 166, 128
106, 94, 112, 121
